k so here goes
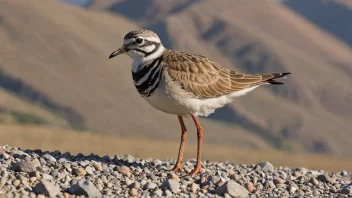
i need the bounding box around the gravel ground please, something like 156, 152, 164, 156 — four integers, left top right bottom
0, 145, 351, 197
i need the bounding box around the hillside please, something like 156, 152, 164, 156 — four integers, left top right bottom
0, 0, 352, 158
283, 0, 352, 47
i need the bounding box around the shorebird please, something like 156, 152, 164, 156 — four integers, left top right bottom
109, 29, 290, 177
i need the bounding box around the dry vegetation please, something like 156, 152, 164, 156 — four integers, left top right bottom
0, 124, 351, 172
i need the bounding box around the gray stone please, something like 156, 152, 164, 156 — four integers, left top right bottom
257, 162, 274, 171
146, 182, 157, 189
85, 166, 94, 175
153, 189, 162, 197
124, 155, 135, 163
309, 177, 319, 186
316, 174, 332, 183
14, 160, 36, 173
341, 187, 351, 195
162, 179, 180, 193
42, 154, 56, 163
69, 179, 100, 197
215, 180, 249, 197
34, 180, 60, 197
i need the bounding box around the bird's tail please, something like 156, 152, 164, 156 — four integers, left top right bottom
261, 72, 291, 85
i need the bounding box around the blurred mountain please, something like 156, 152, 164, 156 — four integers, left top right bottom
283, 0, 352, 47
0, 0, 351, 157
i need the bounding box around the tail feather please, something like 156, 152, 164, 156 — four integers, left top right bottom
265, 72, 291, 85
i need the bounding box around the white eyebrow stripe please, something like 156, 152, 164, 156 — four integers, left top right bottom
143, 37, 160, 43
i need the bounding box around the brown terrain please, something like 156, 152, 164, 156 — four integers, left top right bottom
0, 0, 351, 169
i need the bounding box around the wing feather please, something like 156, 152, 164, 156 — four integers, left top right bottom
163, 50, 289, 98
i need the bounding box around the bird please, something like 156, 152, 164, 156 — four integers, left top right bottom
109, 29, 290, 177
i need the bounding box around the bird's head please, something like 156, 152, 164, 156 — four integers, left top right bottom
109, 29, 165, 61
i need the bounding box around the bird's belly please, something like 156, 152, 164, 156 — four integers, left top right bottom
141, 78, 191, 115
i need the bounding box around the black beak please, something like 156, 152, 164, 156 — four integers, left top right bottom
109, 46, 127, 59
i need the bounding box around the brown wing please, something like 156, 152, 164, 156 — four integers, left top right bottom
163, 50, 290, 98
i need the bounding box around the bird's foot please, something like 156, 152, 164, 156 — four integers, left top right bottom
171, 162, 183, 173
188, 165, 202, 177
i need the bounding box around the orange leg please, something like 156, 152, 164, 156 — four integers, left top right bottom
171, 116, 188, 173
189, 115, 203, 177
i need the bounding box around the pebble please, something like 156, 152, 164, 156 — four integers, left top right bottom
146, 182, 157, 189
153, 189, 163, 197
129, 188, 138, 196
191, 183, 200, 193
170, 172, 180, 182
33, 180, 60, 197
116, 166, 130, 177
42, 154, 56, 163
215, 180, 249, 197
85, 166, 94, 175
316, 174, 333, 183
12, 180, 20, 187
244, 182, 255, 193
73, 168, 86, 176
14, 160, 36, 173
93, 162, 103, 171
257, 161, 274, 171
68, 179, 100, 197
162, 179, 180, 193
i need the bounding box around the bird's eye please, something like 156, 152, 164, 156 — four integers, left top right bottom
135, 38, 143, 44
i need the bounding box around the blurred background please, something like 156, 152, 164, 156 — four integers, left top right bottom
0, 0, 351, 171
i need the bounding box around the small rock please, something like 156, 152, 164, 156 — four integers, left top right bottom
42, 154, 56, 163
0, 177, 6, 187
42, 173, 53, 181
117, 166, 130, 177
170, 172, 180, 182
316, 174, 332, 183
191, 183, 200, 193
12, 180, 21, 187
1, 152, 10, 159
73, 168, 87, 176
93, 163, 103, 171
257, 162, 274, 171
29, 177, 37, 183
69, 179, 100, 197
14, 160, 36, 173
164, 190, 173, 197
209, 175, 221, 184
288, 186, 297, 193
124, 155, 135, 163
244, 182, 255, 193
129, 188, 138, 196
256, 183, 263, 191
215, 180, 249, 197
146, 182, 157, 190
341, 187, 351, 195
309, 177, 319, 186
273, 178, 284, 184
34, 180, 60, 197
32, 158, 41, 167
162, 179, 180, 193
85, 166, 94, 175
153, 189, 162, 197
